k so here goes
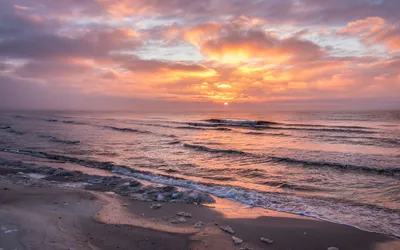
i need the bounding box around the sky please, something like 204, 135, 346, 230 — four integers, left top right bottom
0, 0, 399, 110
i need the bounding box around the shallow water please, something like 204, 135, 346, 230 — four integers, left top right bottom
0, 110, 399, 236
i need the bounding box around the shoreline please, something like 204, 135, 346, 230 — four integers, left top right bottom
1, 149, 399, 238
0, 154, 400, 249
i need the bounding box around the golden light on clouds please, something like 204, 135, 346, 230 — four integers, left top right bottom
1, 0, 399, 108
217, 83, 232, 89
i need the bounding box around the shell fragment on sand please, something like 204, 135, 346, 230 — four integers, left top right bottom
170, 217, 187, 224
194, 221, 204, 228
327, 248, 339, 250
232, 236, 243, 244
150, 203, 162, 209
177, 212, 192, 218
220, 226, 235, 234
240, 246, 252, 250
260, 237, 274, 244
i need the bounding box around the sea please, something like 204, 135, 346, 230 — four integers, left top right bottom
0, 110, 399, 236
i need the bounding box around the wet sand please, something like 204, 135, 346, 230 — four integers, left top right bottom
0, 158, 400, 250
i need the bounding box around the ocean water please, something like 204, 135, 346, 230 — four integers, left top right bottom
0, 110, 399, 236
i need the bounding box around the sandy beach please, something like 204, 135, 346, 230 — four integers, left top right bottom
0, 153, 399, 250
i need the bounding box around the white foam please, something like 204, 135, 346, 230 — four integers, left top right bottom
4, 229, 18, 234
58, 182, 87, 188
1, 226, 18, 234
25, 173, 47, 179
111, 168, 400, 237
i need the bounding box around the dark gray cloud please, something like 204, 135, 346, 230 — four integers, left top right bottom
0, 30, 141, 60
5, 0, 400, 25
15, 60, 94, 78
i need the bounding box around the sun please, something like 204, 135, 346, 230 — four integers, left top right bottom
224, 102, 229, 106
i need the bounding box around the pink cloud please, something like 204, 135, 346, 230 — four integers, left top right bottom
338, 17, 400, 52
189, 27, 325, 62
1, 0, 399, 109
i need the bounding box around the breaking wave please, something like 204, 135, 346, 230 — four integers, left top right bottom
1, 125, 23, 135
182, 143, 400, 176
39, 135, 80, 145
199, 119, 376, 134
204, 119, 280, 126
183, 143, 248, 155
105, 126, 150, 134
260, 181, 327, 192
2, 148, 399, 237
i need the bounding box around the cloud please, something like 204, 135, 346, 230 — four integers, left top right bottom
186, 26, 325, 63
0, 0, 399, 110
0, 27, 141, 59
183, 22, 222, 45
338, 17, 400, 51
118, 57, 217, 77
6, 0, 400, 26
0, 6, 46, 37
0, 62, 11, 71
15, 60, 94, 79
93, 0, 400, 27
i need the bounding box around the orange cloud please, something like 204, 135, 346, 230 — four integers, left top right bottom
183, 23, 325, 64
183, 22, 222, 46
202, 31, 324, 63
2, 1, 399, 107
120, 59, 216, 77
338, 17, 400, 51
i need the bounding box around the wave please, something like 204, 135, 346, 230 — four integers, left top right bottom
160, 168, 180, 173
319, 136, 400, 148
62, 120, 88, 125
39, 135, 80, 145
44, 118, 176, 138
140, 123, 216, 131
1, 125, 23, 135
376, 138, 400, 146
161, 134, 178, 138
214, 127, 232, 131
176, 126, 206, 130
104, 126, 150, 134
201, 119, 375, 134
2, 148, 399, 237
139, 119, 374, 135
204, 119, 280, 126
267, 126, 376, 134
283, 123, 372, 130
204, 118, 372, 129
187, 122, 220, 127
176, 126, 232, 132
267, 155, 400, 175
45, 118, 59, 122
183, 144, 248, 155
237, 168, 266, 178
3, 149, 136, 173
13, 115, 27, 119
38, 115, 377, 136
202, 176, 237, 181
182, 143, 400, 176
42, 117, 89, 126
244, 131, 290, 136
261, 181, 326, 192
167, 140, 181, 145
